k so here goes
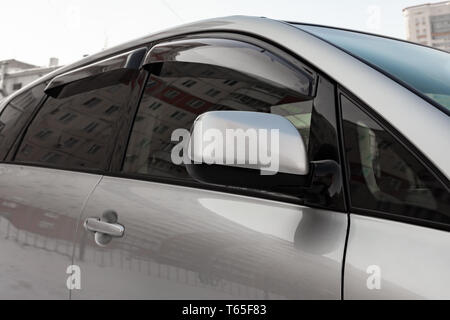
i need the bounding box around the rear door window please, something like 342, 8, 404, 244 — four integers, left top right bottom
15, 75, 141, 171
0, 83, 46, 159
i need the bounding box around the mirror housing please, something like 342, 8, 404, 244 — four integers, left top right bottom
185, 111, 311, 191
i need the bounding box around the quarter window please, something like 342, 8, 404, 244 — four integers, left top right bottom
341, 94, 450, 226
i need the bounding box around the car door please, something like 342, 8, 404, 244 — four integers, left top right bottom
0, 83, 103, 299
72, 35, 349, 299
0, 50, 146, 299
339, 93, 450, 299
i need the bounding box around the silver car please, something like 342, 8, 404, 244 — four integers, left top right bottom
0, 16, 448, 300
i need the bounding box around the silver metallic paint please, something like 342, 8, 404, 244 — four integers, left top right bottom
345, 215, 450, 299
0, 164, 101, 299
72, 176, 347, 299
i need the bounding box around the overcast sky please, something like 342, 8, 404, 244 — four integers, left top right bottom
0, 0, 428, 67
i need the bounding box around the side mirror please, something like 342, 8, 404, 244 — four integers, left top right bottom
185, 111, 312, 192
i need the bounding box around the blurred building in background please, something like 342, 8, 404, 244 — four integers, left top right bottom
403, 1, 450, 51
0, 58, 60, 99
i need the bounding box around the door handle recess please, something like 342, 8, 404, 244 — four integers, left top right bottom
84, 210, 124, 246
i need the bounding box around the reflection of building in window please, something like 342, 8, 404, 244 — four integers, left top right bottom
84, 122, 99, 133
105, 105, 120, 115
0, 83, 47, 158
59, 113, 77, 124
182, 79, 196, 88
64, 137, 78, 148
15, 79, 134, 170
164, 89, 180, 99
35, 129, 53, 140
223, 79, 237, 86
124, 62, 315, 180
186, 99, 205, 109
170, 111, 186, 120
205, 88, 221, 97
149, 101, 162, 110
271, 101, 313, 149
84, 97, 102, 108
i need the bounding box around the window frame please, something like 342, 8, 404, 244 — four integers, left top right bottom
1, 31, 348, 211
115, 32, 347, 210
337, 86, 450, 231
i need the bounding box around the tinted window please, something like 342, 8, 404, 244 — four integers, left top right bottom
124, 62, 311, 178
0, 83, 45, 159
123, 49, 344, 209
294, 24, 450, 113
341, 95, 450, 226
15, 76, 139, 171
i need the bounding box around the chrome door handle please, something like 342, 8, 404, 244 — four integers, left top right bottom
84, 210, 124, 246
84, 218, 124, 237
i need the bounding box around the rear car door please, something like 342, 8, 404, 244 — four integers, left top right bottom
72, 35, 349, 299
0, 83, 102, 299
0, 50, 146, 299
340, 93, 450, 299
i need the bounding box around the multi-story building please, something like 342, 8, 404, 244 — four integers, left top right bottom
0, 58, 60, 99
403, 1, 450, 51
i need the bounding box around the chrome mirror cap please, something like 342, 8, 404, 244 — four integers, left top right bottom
187, 111, 309, 176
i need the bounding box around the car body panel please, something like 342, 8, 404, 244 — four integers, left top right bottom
344, 215, 450, 299
72, 176, 347, 299
0, 164, 101, 299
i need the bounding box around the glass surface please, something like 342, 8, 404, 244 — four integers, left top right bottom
341, 94, 450, 225
124, 58, 344, 209
294, 24, 450, 113
123, 62, 313, 180
15, 78, 138, 171
0, 83, 46, 159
